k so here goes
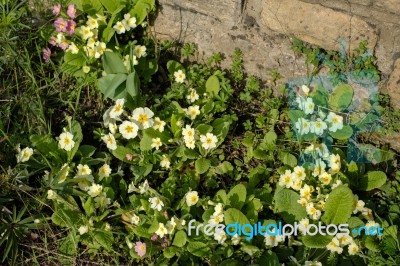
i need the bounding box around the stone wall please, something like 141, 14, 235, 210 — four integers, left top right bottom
152, 0, 400, 109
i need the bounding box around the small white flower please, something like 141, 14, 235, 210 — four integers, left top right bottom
174, 70, 186, 83
153, 117, 166, 132
88, 183, 103, 197
101, 133, 117, 150
151, 138, 162, 150
131, 214, 140, 225
214, 203, 224, 215
149, 197, 164, 211
326, 237, 343, 254
185, 191, 199, 206
214, 229, 227, 244
304, 261, 322, 266
122, 13, 136, 30
311, 118, 327, 136
82, 66, 90, 73
34, 219, 40, 224
301, 85, 310, 95
200, 133, 218, 150
134, 45, 147, 58
319, 172, 332, 186
348, 242, 359, 255
264, 228, 285, 247
127, 182, 137, 194
160, 155, 171, 169
297, 197, 308, 207
326, 112, 344, 132
182, 125, 195, 141
77, 164, 91, 176
98, 164, 112, 178
47, 189, 57, 200
186, 105, 200, 120
67, 42, 79, 54
113, 21, 126, 34
295, 118, 311, 135
278, 170, 293, 188
231, 234, 241, 245
336, 233, 353, 246
119, 121, 139, 139
353, 200, 365, 214
155, 223, 168, 237
292, 166, 306, 181
78, 225, 89, 235
300, 185, 313, 200
17, 147, 33, 163
306, 202, 321, 220
209, 213, 224, 225
139, 180, 149, 194
58, 132, 75, 151
185, 138, 196, 149
79, 26, 94, 39
87, 16, 99, 29
110, 99, 125, 119
187, 88, 199, 103
131, 107, 154, 129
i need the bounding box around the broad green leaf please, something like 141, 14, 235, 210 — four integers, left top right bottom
322, 185, 354, 225
215, 190, 227, 204
360, 171, 387, 191
187, 241, 210, 257
140, 128, 170, 151
279, 152, 297, 167
166, 60, 183, 74
257, 251, 280, 266
241, 244, 260, 256
83, 197, 95, 216
58, 233, 77, 256
102, 51, 127, 74
329, 84, 354, 111
126, 71, 140, 97
195, 158, 211, 174
93, 231, 113, 250
102, 26, 115, 43
329, 125, 353, 140
302, 234, 332, 248
99, 0, 120, 12
365, 236, 379, 251
274, 188, 306, 221
206, 75, 220, 96
224, 208, 250, 226
163, 246, 177, 259
227, 184, 247, 210
288, 110, 305, 123
215, 161, 234, 175
64, 52, 86, 66
111, 145, 134, 163
130, 0, 155, 24
98, 73, 127, 99
172, 230, 187, 247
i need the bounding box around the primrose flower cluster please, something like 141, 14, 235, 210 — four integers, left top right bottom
278, 149, 379, 256
43, 3, 147, 75
294, 85, 344, 136
42, 4, 77, 62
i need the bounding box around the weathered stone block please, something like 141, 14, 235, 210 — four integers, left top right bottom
261, 0, 378, 51
387, 58, 400, 108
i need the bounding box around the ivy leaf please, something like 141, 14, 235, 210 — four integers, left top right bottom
322, 185, 354, 225
360, 171, 387, 191
227, 184, 247, 210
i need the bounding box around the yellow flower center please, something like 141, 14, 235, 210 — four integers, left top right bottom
191, 195, 198, 202
206, 138, 213, 144
125, 125, 134, 133
138, 114, 148, 124
64, 138, 70, 145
